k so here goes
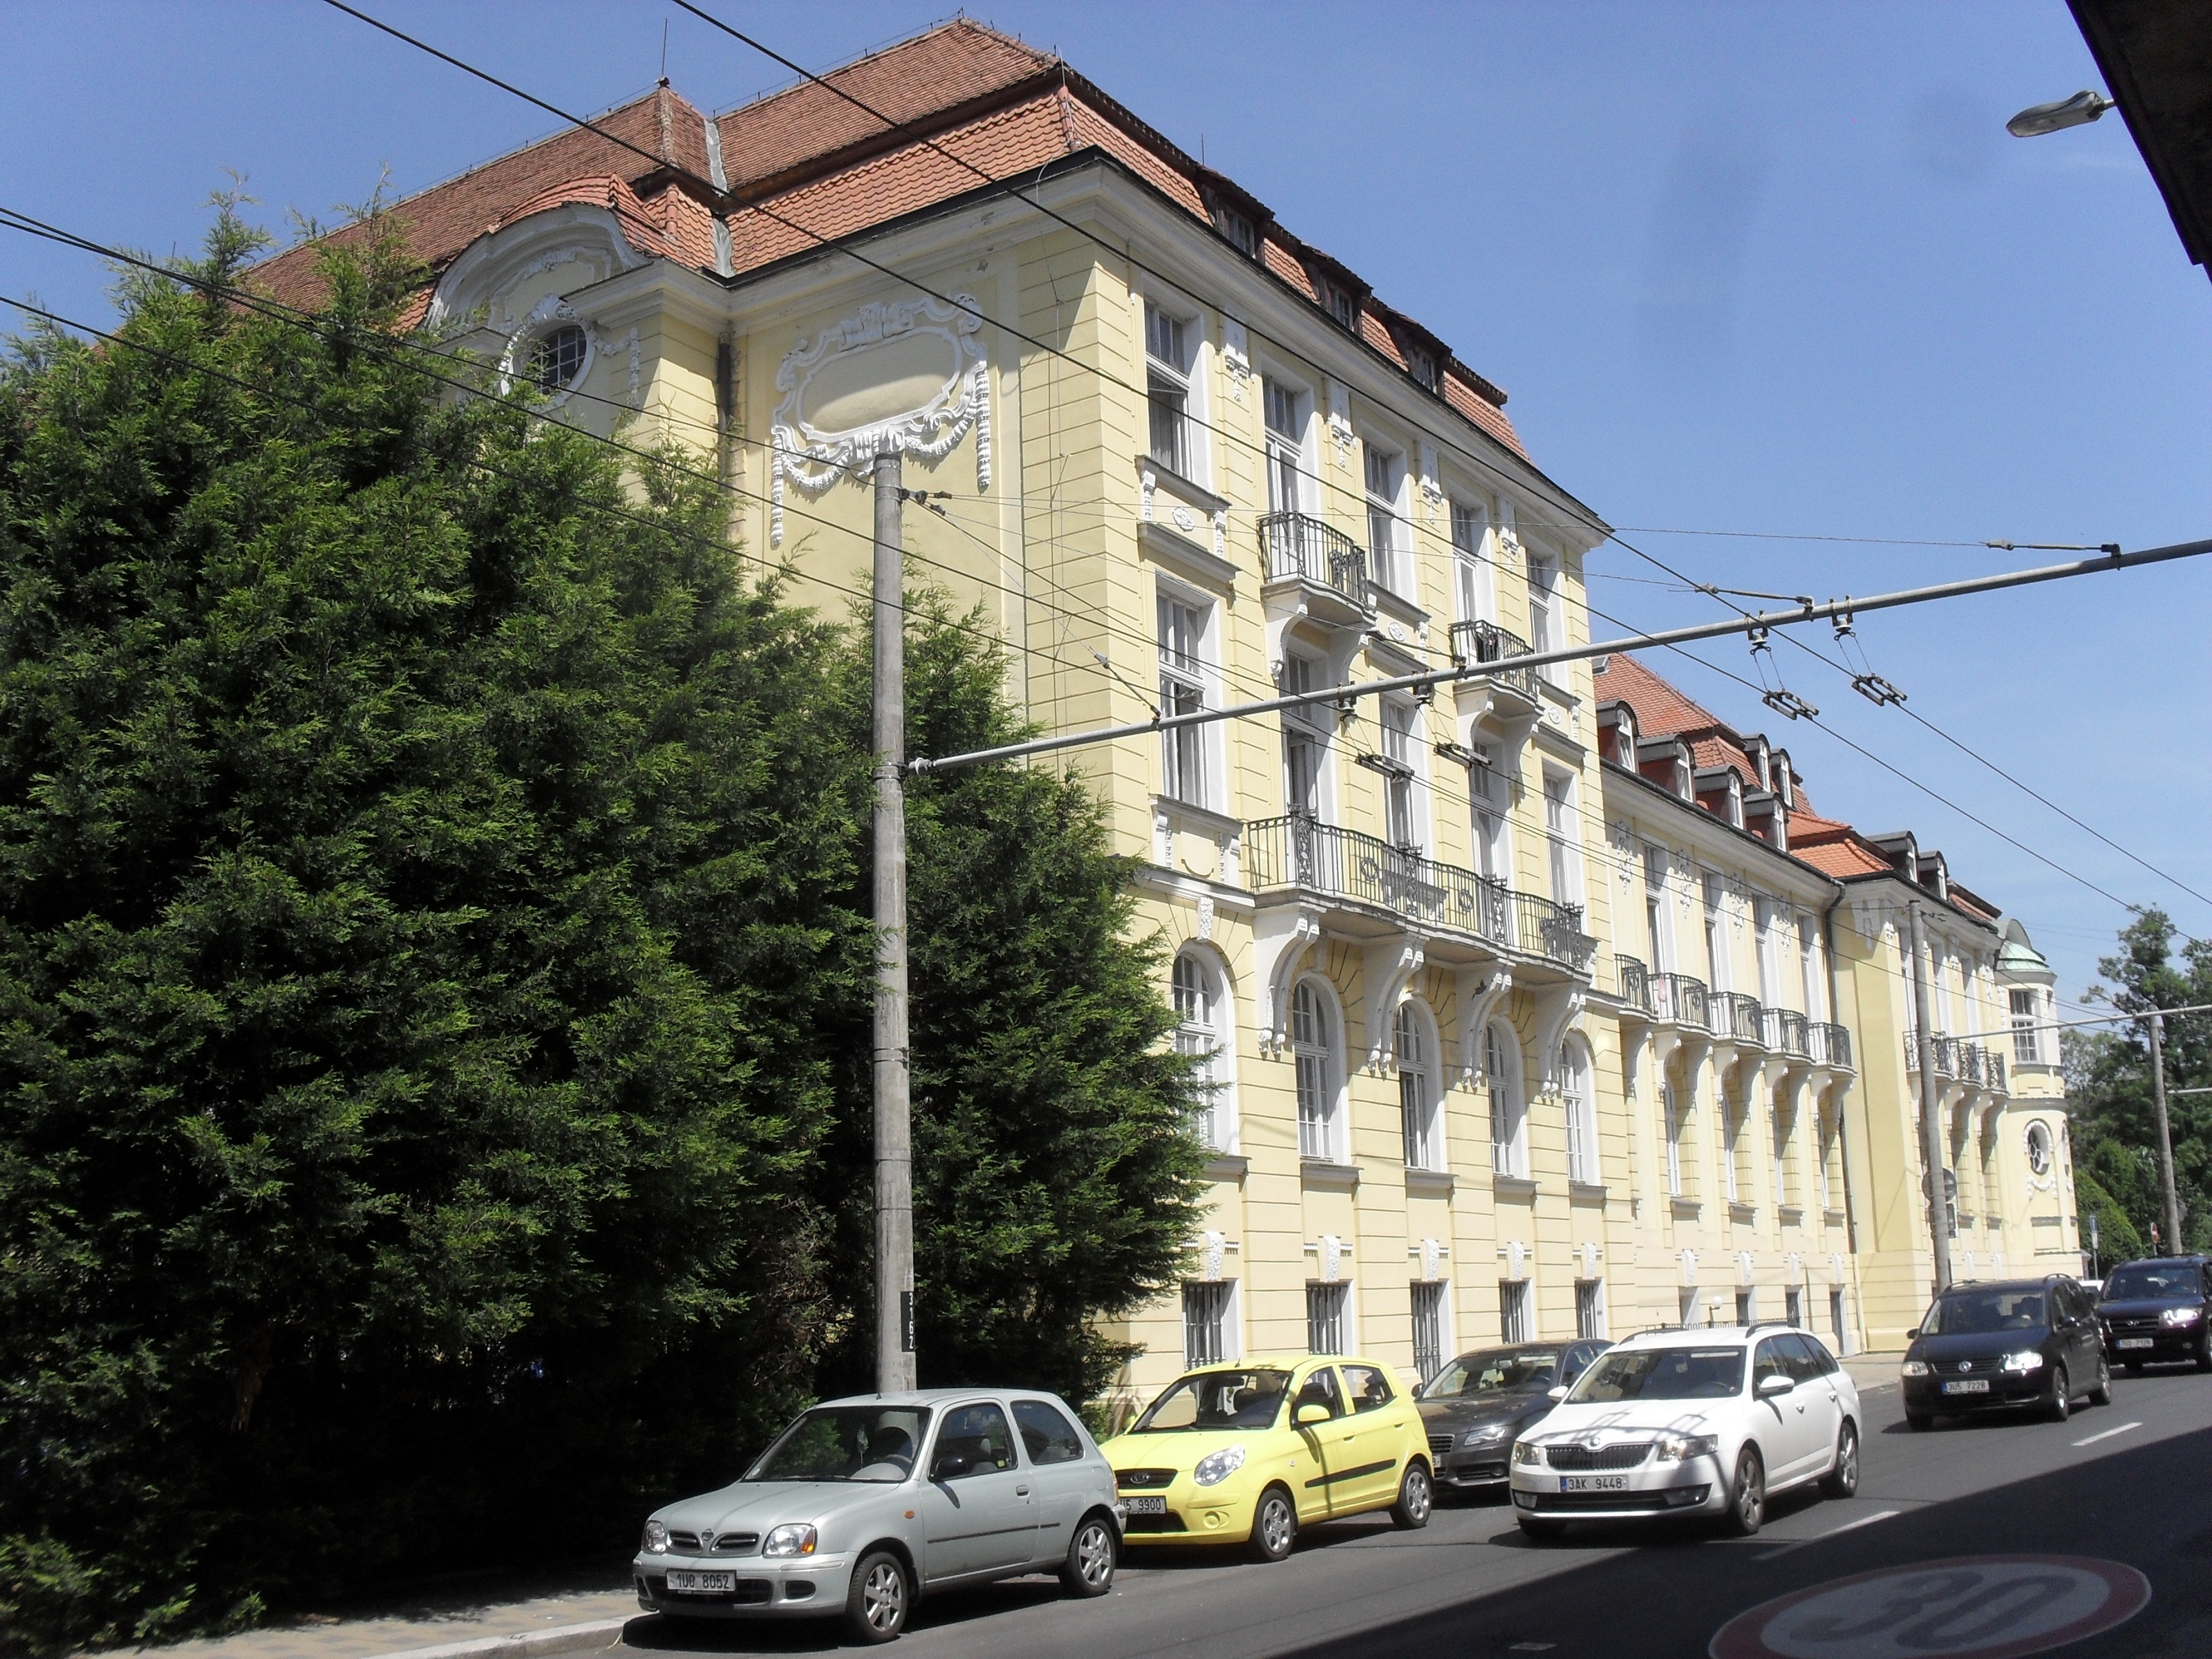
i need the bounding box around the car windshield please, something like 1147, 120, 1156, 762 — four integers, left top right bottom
1423, 1348, 1563, 1399
1922, 1289, 2045, 1335
743, 1406, 932, 1482
2103, 1265, 2197, 1301
1132, 1369, 1293, 1432
1572, 1347, 1745, 1401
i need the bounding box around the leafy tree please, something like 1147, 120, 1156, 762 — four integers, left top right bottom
2066, 910, 2212, 1258
0, 202, 1206, 1653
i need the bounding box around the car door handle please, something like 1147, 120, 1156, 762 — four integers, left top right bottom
1016, 1485, 1030, 1496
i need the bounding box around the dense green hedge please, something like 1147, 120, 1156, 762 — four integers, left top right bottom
0, 207, 1204, 1653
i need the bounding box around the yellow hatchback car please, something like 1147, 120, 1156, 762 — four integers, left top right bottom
1098, 1355, 1432, 1561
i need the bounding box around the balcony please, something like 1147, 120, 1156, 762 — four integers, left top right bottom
1904, 1033, 2007, 1094
1259, 512, 1369, 624
1653, 971, 1709, 1027
1809, 1022, 1853, 1070
1616, 954, 1649, 1011
1763, 1008, 1811, 1058
1448, 619, 1540, 702
1244, 814, 1594, 973
1709, 991, 1766, 1045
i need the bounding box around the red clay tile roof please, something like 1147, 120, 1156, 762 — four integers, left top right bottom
243, 21, 1530, 461
1595, 652, 1723, 738
1790, 837, 1894, 879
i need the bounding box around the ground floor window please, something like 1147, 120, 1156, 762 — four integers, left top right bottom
1574, 1279, 1606, 1339
1829, 1287, 1848, 1352
1306, 1282, 1348, 1355
1680, 1287, 1703, 1327
1499, 1280, 1532, 1343
1183, 1281, 1233, 1369
1411, 1282, 1447, 1381
1785, 1285, 1803, 1328
1735, 1288, 1755, 1324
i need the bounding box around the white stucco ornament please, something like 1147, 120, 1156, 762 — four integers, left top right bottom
769, 294, 991, 546
1203, 1229, 1226, 1282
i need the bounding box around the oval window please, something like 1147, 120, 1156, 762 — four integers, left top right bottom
525, 324, 588, 392
2026, 1121, 2053, 1176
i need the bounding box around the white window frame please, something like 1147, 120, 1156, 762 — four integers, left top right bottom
1156, 583, 1219, 811
1450, 498, 1492, 625
2011, 987, 2042, 1065
1799, 911, 1825, 1021
1398, 999, 1443, 1170
1562, 1036, 1598, 1185
1487, 1020, 1528, 1179
1363, 439, 1409, 599
1293, 977, 1343, 1162
1172, 948, 1237, 1153
1262, 375, 1313, 516
1754, 899, 1783, 1009
1280, 650, 1331, 820
1527, 550, 1559, 679
1542, 767, 1582, 908
1644, 845, 1675, 972
1663, 1079, 1684, 1197
1703, 875, 1731, 993
1471, 747, 1510, 881
1143, 299, 1196, 479
1380, 697, 1424, 851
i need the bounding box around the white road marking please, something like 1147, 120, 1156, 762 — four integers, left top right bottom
2072, 1420, 2143, 1447
1755, 1508, 1901, 1559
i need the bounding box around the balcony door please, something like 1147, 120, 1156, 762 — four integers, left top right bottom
1264, 378, 1306, 514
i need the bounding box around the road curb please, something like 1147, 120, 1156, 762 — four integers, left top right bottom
368, 1615, 634, 1659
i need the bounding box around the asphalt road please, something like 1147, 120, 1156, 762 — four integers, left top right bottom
616, 1363, 2212, 1658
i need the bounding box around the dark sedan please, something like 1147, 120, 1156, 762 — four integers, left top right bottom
1900, 1275, 2110, 1429
1416, 1340, 1609, 1494
2099, 1255, 2212, 1371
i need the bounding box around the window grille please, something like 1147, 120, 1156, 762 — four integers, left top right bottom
1411, 1282, 1446, 1380
525, 324, 588, 391
1575, 1280, 1604, 1339
1183, 1282, 1232, 1368
1306, 1282, 1348, 1354
1499, 1280, 1531, 1344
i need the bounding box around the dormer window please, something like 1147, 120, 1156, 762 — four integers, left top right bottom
1318, 277, 1359, 331
1213, 204, 1258, 257
1408, 346, 1438, 391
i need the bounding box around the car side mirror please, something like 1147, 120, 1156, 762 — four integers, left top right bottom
1293, 1402, 1331, 1427
1410, 1380, 1423, 1400
1546, 1385, 1568, 1402
1904, 1326, 1920, 1339
930, 1451, 971, 1480
1758, 1373, 1794, 1398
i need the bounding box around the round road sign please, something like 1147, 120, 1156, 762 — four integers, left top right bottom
1709, 1555, 2150, 1659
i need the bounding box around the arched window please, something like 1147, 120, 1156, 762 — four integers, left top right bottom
1487, 1022, 1526, 1179
1293, 980, 1338, 1161
1562, 1038, 1597, 1185
525, 323, 588, 392
2026, 1121, 2054, 1177
1398, 1001, 1441, 1170
1173, 950, 1234, 1152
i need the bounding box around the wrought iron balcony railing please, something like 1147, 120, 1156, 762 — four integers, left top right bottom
1764, 1008, 1811, 1058
1988, 1050, 2006, 1092
1709, 991, 1765, 1044
1907, 1027, 1958, 1076
1258, 512, 1369, 609
1447, 619, 1539, 700
1244, 814, 1593, 972
1810, 1022, 1853, 1069
1652, 971, 1709, 1029
1616, 955, 1651, 1013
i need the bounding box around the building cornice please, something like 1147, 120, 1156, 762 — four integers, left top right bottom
1601, 757, 1840, 900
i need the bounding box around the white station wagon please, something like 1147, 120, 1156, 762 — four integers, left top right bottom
633, 1387, 1123, 1643
1509, 1323, 1862, 1539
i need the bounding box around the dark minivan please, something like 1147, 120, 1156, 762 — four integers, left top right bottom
1416, 1339, 1609, 1493
2098, 1255, 2212, 1372
1900, 1275, 2110, 1429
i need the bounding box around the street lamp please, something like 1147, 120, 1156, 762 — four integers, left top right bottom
2007, 89, 2113, 138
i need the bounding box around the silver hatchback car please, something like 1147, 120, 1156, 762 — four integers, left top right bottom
633, 1387, 1123, 1644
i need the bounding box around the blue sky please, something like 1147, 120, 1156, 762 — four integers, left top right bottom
1, 1, 2204, 1005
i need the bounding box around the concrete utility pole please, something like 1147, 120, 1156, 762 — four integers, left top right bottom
872, 451, 916, 1394
1909, 903, 1954, 1293
2147, 1009, 2184, 1257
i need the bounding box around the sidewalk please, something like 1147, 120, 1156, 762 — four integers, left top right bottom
130, 1571, 641, 1659
1844, 1349, 1905, 1391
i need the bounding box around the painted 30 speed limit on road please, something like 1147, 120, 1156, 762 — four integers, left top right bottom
1709, 1555, 2151, 1659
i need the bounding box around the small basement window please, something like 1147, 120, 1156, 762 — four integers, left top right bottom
526, 324, 588, 393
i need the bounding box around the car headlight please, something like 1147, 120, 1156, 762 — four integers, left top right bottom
2161, 1306, 2202, 1327
1462, 1424, 1511, 1447
762, 1524, 818, 1557
640, 1519, 670, 1555
1512, 1440, 1546, 1467
2000, 1350, 2045, 1373
1655, 1433, 1719, 1463
1192, 1445, 1246, 1487
1900, 1360, 1930, 1377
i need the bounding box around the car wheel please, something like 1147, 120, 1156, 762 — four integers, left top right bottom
1390, 1460, 1434, 1530
1906, 1411, 1934, 1432
1518, 1516, 1567, 1542
2089, 1353, 2113, 1407
2046, 1362, 2071, 1423
1248, 1485, 1297, 1563
843, 1548, 910, 1645
1059, 1512, 1116, 1597
1819, 1421, 1859, 1499
1721, 1447, 1764, 1537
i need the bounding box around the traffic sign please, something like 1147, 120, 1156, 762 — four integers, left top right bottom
1709, 1555, 2150, 1658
